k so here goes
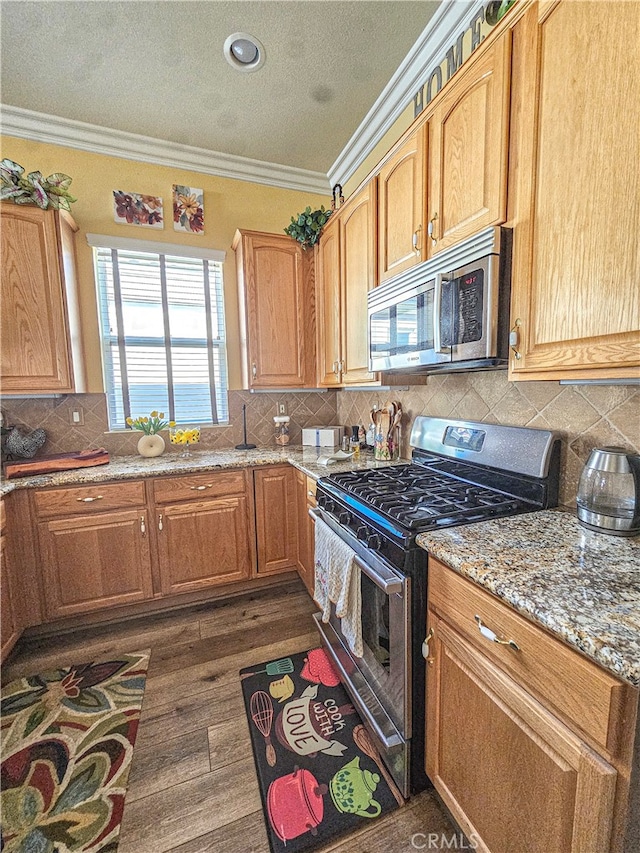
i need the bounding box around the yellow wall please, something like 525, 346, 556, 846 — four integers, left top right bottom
1, 135, 329, 391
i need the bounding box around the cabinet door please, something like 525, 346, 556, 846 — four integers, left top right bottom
254, 466, 298, 575
509, 1, 640, 380
1, 533, 20, 661
425, 613, 617, 853
340, 181, 379, 386
156, 496, 253, 594
378, 129, 426, 282
39, 510, 153, 618
1, 204, 79, 393
427, 32, 511, 255
295, 469, 316, 595
316, 216, 342, 386
235, 230, 312, 388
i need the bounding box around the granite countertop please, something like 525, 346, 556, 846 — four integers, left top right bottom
0, 445, 405, 495
417, 510, 640, 687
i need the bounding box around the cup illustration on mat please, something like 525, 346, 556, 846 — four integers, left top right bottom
329, 756, 381, 817
269, 674, 295, 703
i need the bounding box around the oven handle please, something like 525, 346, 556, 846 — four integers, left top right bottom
313, 613, 403, 750
309, 507, 403, 595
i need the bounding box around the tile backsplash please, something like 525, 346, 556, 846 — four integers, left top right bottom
2, 372, 638, 508
337, 372, 640, 507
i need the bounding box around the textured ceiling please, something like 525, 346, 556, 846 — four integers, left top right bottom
0, 1, 441, 174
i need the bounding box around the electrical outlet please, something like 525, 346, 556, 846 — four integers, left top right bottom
69, 408, 84, 426
276, 402, 288, 416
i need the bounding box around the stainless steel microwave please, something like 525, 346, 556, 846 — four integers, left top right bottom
368, 226, 511, 374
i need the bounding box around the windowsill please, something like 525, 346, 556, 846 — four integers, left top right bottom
104, 422, 231, 436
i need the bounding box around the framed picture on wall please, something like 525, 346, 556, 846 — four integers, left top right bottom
173, 185, 204, 233
113, 191, 164, 228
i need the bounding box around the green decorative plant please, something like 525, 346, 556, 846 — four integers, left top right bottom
0, 158, 76, 210
126, 411, 174, 435
284, 205, 331, 249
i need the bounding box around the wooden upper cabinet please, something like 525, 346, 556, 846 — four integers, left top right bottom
316, 182, 379, 387
427, 32, 511, 256
316, 215, 342, 386
1, 204, 86, 393
509, 0, 640, 380
377, 129, 425, 282
233, 229, 315, 388
340, 180, 378, 386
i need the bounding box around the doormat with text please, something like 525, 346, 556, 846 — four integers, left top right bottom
240, 647, 403, 853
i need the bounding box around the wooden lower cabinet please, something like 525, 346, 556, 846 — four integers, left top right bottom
1, 511, 20, 660
425, 559, 635, 853
295, 470, 316, 595
254, 465, 298, 575
38, 509, 153, 619
156, 495, 253, 594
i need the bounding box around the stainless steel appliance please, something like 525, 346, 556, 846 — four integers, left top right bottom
577, 447, 640, 536
312, 417, 561, 797
368, 226, 511, 374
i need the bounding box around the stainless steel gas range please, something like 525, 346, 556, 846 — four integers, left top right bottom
311, 416, 561, 798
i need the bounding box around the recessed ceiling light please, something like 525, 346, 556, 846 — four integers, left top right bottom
224, 32, 265, 73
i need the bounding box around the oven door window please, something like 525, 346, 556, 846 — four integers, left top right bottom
361, 573, 392, 675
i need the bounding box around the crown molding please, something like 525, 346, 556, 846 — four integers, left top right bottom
0, 104, 332, 195
328, 0, 484, 188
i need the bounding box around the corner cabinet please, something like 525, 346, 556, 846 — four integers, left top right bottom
233, 229, 316, 388
317, 181, 379, 387
0, 203, 86, 394
425, 558, 637, 853
426, 31, 511, 256
508, 1, 640, 380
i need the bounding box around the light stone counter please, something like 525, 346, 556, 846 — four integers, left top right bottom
417, 509, 640, 686
0, 445, 405, 496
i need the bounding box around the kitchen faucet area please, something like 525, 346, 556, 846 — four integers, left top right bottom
1, 2, 638, 852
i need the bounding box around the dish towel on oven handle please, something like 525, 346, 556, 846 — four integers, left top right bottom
314, 517, 363, 658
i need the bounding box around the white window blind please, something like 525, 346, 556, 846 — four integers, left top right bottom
92, 243, 228, 429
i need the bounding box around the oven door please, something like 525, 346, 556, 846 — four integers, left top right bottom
310, 507, 411, 795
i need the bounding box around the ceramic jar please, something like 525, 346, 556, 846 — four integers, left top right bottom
137, 434, 165, 457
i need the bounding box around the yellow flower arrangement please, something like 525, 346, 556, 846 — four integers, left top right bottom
169, 427, 201, 447
126, 411, 175, 435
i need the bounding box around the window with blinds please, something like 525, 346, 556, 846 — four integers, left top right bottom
93, 243, 228, 430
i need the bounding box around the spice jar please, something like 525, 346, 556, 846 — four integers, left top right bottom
274, 415, 290, 445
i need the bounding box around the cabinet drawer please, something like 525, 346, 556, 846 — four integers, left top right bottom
33, 481, 145, 518
428, 558, 632, 758
153, 469, 246, 504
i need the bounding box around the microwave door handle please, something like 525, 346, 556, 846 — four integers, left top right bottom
433, 273, 448, 354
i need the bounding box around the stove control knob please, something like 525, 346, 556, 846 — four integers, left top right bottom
356, 526, 368, 541
338, 510, 351, 526
366, 532, 382, 551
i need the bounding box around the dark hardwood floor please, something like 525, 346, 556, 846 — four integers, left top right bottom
2, 578, 455, 852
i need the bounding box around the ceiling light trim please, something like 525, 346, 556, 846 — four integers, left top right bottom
224, 32, 266, 73
328, 0, 484, 188
1, 104, 331, 195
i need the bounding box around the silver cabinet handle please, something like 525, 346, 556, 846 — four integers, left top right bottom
76, 495, 104, 502
509, 319, 522, 360
158, 513, 163, 531
190, 484, 211, 491
252, 362, 257, 379
475, 615, 520, 651
140, 516, 146, 536
307, 490, 315, 497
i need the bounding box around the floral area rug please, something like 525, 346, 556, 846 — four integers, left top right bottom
240, 648, 403, 853
1, 651, 150, 853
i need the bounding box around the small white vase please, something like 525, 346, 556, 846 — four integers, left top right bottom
137, 434, 165, 458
